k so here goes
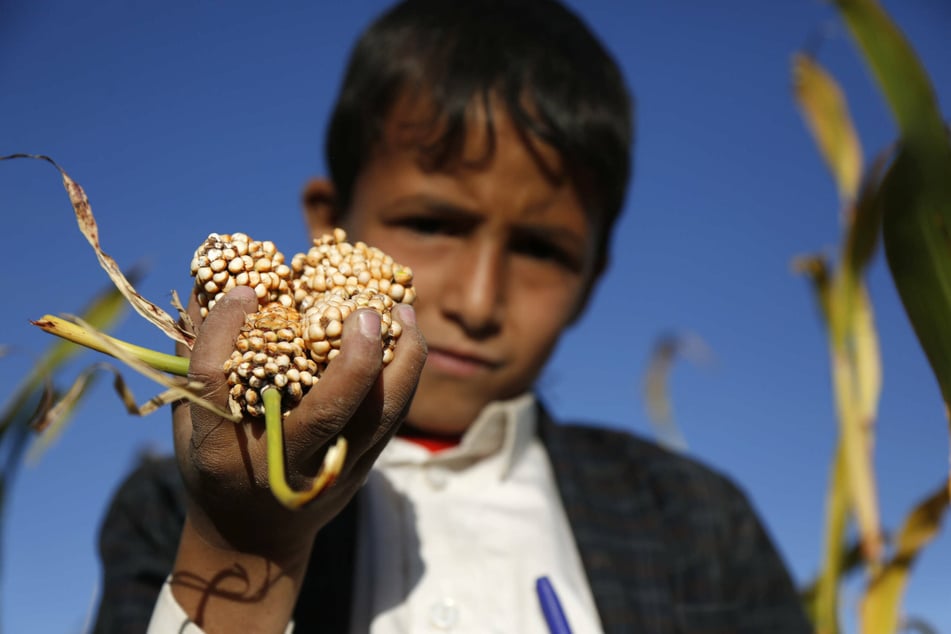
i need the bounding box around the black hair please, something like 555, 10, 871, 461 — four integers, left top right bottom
325, 0, 634, 254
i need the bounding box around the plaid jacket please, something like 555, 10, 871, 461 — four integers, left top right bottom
93, 408, 811, 633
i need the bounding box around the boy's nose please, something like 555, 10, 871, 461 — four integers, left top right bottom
441, 240, 505, 338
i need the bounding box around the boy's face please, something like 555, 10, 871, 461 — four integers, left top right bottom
314, 98, 603, 435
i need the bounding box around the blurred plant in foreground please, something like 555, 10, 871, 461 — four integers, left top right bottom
793, 0, 950, 632
642, 331, 713, 453
0, 280, 130, 573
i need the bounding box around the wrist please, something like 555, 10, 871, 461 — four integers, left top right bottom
170, 514, 313, 634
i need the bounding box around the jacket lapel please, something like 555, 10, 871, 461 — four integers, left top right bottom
538, 407, 677, 633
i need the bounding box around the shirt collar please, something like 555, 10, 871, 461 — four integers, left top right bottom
382, 392, 537, 481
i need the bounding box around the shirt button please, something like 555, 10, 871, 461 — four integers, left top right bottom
429, 597, 459, 629
425, 465, 449, 490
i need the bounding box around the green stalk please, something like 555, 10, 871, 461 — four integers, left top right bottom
263, 387, 347, 510
814, 442, 850, 634
32, 314, 189, 376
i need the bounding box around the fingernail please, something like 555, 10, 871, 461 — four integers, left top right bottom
394, 304, 416, 327
358, 309, 381, 339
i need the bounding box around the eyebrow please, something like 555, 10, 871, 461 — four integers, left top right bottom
383, 194, 480, 220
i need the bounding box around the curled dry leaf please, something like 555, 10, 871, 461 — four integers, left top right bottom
0, 153, 195, 348
642, 332, 712, 453
27, 380, 57, 434
170, 290, 195, 336
27, 363, 106, 461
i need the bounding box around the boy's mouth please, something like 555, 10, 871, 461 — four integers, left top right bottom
425, 345, 501, 378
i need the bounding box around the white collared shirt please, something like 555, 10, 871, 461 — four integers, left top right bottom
149, 394, 603, 633
350, 394, 602, 633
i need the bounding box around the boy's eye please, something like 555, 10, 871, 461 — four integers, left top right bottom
401, 217, 439, 234
511, 236, 580, 270
399, 215, 469, 236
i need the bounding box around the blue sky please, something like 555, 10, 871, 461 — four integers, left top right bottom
2, 1, 949, 631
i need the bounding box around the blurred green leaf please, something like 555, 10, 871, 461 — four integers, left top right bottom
0, 271, 138, 438
796, 246, 884, 621
842, 148, 891, 285
0, 278, 133, 523
834, 0, 947, 149
836, 0, 951, 416
832, 9, 951, 626
812, 441, 851, 634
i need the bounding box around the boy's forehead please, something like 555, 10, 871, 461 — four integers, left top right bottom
378, 89, 567, 177
358, 88, 607, 246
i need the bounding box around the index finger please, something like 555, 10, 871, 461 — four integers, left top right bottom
188, 286, 259, 406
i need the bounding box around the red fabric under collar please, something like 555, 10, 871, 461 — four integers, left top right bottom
399, 434, 460, 453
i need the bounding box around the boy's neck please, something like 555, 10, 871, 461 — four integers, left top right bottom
397, 423, 464, 452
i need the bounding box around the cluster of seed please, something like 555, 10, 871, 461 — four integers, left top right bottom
190, 233, 293, 318
301, 289, 403, 365
190, 228, 415, 418
290, 228, 416, 309
223, 304, 315, 417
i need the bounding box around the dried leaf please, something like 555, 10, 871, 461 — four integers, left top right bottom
27, 381, 57, 434
861, 480, 950, 634
25, 361, 221, 463
643, 332, 712, 452
0, 154, 195, 348
793, 53, 864, 204
26, 364, 102, 461
792, 254, 832, 323
170, 290, 195, 335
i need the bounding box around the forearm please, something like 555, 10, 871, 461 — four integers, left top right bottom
169, 515, 312, 634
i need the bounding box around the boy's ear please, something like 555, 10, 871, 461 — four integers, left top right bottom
301, 178, 340, 238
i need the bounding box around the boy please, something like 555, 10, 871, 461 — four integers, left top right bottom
94, 1, 811, 632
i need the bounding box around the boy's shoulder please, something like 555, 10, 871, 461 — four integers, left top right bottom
542, 413, 744, 488
539, 411, 757, 528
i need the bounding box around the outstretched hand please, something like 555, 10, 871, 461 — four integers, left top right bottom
173, 284, 426, 561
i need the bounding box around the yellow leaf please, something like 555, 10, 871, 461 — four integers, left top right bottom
793, 53, 864, 205
861, 480, 950, 634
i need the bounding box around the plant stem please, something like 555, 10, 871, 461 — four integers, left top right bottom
263, 387, 347, 510
31, 314, 189, 376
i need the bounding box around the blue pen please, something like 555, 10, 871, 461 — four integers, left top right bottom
535, 576, 573, 634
